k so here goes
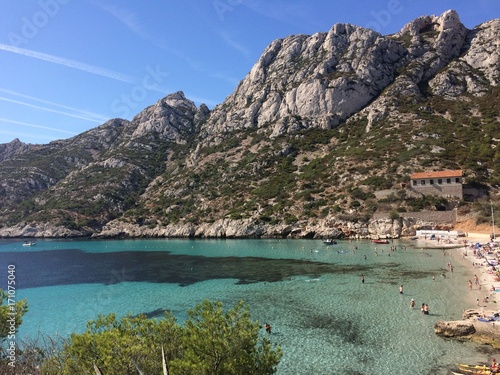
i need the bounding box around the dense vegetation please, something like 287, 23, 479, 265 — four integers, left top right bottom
0, 300, 282, 375
135, 84, 499, 228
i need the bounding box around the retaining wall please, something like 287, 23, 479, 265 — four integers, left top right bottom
373, 210, 457, 223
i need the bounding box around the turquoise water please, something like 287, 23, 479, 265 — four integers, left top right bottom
0, 238, 489, 374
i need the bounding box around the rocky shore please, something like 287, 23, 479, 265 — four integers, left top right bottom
434, 309, 500, 349
0, 216, 447, 239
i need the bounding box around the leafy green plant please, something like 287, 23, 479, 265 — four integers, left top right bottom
0, 289, 28, 342
42, 300, 282, 375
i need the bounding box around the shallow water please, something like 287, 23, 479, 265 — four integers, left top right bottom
0, 238, 492, 374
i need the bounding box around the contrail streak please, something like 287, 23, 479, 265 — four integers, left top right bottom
0, 96, 105, 123
0, 88, 109, 122
0, 43, 137, 83
0, 117, 77, 135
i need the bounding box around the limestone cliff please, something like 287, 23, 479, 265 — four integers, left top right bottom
199, 23, 407, 143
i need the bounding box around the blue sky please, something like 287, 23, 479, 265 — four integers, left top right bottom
0, 0, 498, 144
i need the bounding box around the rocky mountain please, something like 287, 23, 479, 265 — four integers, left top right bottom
0, 10, 499, 239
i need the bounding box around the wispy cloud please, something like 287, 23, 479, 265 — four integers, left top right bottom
0, 96, 106, 123
241, 0, 321, 30
209, 71, 240, 87
94, 2, 231, 109
0, 117, 78, 135
0, 43, 137, 84
218, 30, 251, 58
97, 3, 145, 37
96, 1, 193, 68
0, 89, 109, 123
185, 2, 253, 59
94, 2, 167, 49
0, 128, 63, 143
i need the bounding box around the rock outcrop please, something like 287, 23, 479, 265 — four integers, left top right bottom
434, 309, 500, 349
434, 320, 476, 337
130, 91, 209, 143
0, 138, 34, 162
200, 23, 407, 144
90, 217, 411, 239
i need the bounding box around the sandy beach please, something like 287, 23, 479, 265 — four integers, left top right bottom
450, 233, 497, 305
414, 231, 500, 351
418, 232, 498, 307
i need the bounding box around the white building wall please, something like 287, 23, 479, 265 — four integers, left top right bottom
410, 177, 463, 199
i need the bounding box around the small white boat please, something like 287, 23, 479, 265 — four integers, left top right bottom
22, 241, 36, 246
323, 239, 337, 245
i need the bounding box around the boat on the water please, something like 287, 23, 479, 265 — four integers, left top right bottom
323, 239, 337, 245
372, 239, 389, 244
22, 241, 36, 246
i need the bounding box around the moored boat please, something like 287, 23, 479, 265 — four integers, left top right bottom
323, 239, 337, 245
372, 239, 389, 244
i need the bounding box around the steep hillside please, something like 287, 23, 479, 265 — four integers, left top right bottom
0, 95, 208, 236
0, 10, 498, 238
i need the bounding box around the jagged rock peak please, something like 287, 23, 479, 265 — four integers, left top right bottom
160, 91, 197, 110
0, 138, 34, 161
130, 91, 208, 143
199, 20, 406, 143
3, 137, 23, 147
396, 9, 462, 36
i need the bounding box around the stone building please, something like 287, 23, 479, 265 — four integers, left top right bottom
409, 170, 463, 199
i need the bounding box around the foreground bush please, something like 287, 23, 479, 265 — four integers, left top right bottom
42, 300, 282, 375
0, 289, 28, 341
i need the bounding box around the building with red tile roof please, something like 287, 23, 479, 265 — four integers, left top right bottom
409, 170, 463, 199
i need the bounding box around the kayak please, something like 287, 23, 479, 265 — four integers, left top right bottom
458, 364, 490, 371
455, 364, 491, 375
453, 370, 491, 375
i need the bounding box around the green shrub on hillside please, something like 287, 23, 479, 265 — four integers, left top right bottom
42, 300, 282, 375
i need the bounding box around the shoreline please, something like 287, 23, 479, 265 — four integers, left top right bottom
416, 232, 500, 350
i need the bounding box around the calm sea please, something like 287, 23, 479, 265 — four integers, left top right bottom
0, 238, 490, 374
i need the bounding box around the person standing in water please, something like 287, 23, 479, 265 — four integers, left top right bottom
361, 274, 365, 284
399, 285, 403, 294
